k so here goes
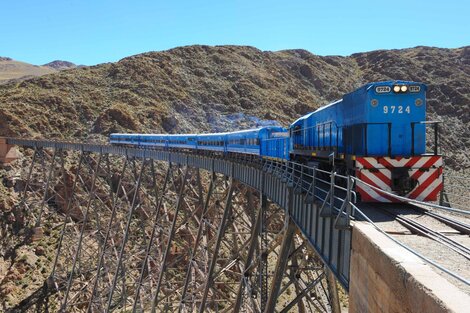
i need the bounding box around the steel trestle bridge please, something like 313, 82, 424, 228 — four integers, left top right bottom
2, 137, 468, 312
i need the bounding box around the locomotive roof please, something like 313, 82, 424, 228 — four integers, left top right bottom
290, 81, 427, 127
362, 80, 427, 91
291, 99, 341, 126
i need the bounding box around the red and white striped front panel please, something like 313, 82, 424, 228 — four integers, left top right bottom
355, 156, 443, 202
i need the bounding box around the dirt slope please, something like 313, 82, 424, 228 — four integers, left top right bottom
0, 57, 76, 84
0, 58, 56, 84
0, 45, 468, 168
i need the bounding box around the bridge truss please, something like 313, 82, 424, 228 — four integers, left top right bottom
2, 138, 353, 312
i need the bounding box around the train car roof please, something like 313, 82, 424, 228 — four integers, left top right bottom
110, 126, 286, 138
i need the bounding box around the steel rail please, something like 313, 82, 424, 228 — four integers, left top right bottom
380, 208, 470, 260
424, 211, 470, 235
409, 204, 470, 235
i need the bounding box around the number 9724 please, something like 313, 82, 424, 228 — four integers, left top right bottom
383, 105, 410, 114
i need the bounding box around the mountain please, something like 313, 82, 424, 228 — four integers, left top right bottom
0, 58, 76, 84
0, 45, 468, 169
0, 57, 56, 84
0, 45, 468, 310
43, 60, 77, 70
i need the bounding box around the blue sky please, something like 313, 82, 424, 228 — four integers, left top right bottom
1, 0, 468, 65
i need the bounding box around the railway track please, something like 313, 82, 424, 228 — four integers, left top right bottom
380, 205, 470, 261
420, 209, 470, 235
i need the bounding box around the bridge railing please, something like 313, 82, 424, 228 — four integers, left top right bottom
262, 159, 357, 229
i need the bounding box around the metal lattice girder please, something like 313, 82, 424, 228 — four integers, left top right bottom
61, 152, 104, 311
261, 221, 339, 313
5, 139, 352, 313
87, 155, 132, 312
264, 218, 297, 313
197, 178, 234, 311
131, 161, 172, 312
233, 193, 264, 312
178, 171, 216, 312
150, 165, 190, 311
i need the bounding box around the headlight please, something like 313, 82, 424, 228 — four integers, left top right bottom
401, 85, 408, 92
393, 85, 401, 93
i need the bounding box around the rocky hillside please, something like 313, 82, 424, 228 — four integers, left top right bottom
43, 60, 77, 70
0, 45, 468, 169
0, 58, 76, 84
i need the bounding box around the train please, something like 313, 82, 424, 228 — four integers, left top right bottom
110, 80, 443, 202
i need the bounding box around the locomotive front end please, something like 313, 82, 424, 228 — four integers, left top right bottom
354, 81, 443, 202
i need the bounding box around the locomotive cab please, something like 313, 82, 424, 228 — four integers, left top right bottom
290, 116, 307, 150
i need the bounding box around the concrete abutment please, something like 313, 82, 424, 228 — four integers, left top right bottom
0, 138, 18, 163
349, 222, 470, 313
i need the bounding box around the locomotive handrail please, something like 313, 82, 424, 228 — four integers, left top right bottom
411, 120, 441, 155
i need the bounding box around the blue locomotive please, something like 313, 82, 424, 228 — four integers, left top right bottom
287, 81, 442, 202
110, 81, 443, 202
290, 80, 426, 158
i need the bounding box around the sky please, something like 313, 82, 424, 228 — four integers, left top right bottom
0, 0, 468, 66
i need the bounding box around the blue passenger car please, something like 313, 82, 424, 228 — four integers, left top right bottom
137, 134, 169, 148
110, 133, 144, 146
110, 126, 289, 158
226, 129, 260, 154
226, 127, 288, 158
196, 133, 226, 152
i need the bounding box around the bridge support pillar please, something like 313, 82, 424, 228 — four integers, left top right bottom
0, 138, 18, 163
264, 218, 296, 313
326, 268, 341, 313
198, 178, 234, 312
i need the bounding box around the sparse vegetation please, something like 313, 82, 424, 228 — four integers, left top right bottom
0, 45, 469, 310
